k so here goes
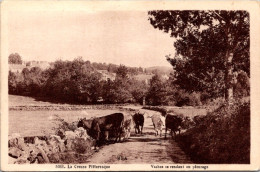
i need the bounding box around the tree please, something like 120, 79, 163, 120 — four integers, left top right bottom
116, 65, 128, 79
129, 79, 148, 104
146, 74, 168, 105
8, 53, 23, 64
113, 65, 133, 103
148, 11, 249, 104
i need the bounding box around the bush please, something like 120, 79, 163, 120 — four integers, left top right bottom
178, 101, 250, 163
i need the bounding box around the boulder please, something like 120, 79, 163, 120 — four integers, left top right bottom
75, 127, 90, 140
48, 153, 60, 163
56, 129, 65, 139
15, 151, 30, 164
8, 135, 27, 151
71, 138, 92, 154
48, 135, 65, 153
65, 131, 76, 140
9, 147, 22, 158
64, 139, 74, 151
34, 137, 47, 146
37, 146, 49, 163
26, 144, 40, 163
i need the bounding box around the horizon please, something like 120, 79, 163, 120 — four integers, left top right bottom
7, 9, 175, 68
10, 56, 173, 69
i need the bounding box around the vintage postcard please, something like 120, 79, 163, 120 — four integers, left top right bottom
1, 0, 260, 171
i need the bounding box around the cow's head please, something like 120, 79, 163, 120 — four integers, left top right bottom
77, 118, 92, 130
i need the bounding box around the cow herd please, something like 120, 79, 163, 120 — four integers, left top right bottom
77, 110, 189, 149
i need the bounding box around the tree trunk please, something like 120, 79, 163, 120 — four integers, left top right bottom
225, 51, 234, 105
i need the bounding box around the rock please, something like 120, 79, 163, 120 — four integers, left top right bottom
48, 135, 65, 153
8, 138, 18, 148
27, 144, 40, 163
56, 129, 65, 139
9, 147, 22, 158
34, 137, 47, 146
37, 146, 49, 163
64, 139, 74, 151
48, 153, 60, 163
15, 152, 30, 164
71, 138, 92, 154
75, 127, 90, 140
8, 135, 27, 151
65, 131, 76, 140
15, 158, 28, 164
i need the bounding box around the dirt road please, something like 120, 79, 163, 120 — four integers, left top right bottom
86, 109, 192, 164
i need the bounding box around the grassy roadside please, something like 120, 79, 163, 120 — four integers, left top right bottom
177, 101, 250, 164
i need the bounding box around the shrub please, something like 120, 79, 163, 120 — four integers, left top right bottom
178, 101, 250, 164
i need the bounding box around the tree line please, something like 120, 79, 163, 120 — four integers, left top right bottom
9, 57, 249, 106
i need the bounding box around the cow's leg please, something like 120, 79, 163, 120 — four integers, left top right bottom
170, 130, 174, 139
165, 127, 167, 139
118, 128, 123, 142
128, 129, 131, 138
95, 131, 101, 150
141, 125, 143, 134
104, 131, 109, 143
160, 129, 162, 137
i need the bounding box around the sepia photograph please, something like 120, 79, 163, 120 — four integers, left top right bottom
1, 1, 260, 171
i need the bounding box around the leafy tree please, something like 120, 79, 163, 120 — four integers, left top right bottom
129, 79, 148, 104
113, 65, 133, 103
146, 74, 168, 105
148, 11, 249, 103
234, 70, 250, 98
8, 53, 22, 64
8, 71, 18, 94
102, 79, 117, 103
116, 65, 128, 79
44, 58, 101, 103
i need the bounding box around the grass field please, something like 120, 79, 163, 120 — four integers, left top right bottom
9, 109, 125, 137
8, 95, 208, 137
9, 95, 71, 107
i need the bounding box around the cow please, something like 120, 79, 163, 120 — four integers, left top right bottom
165, 113, 183, 139
151, 114, 164, 137
121, 115, 132, 140
77, 113, 124, 146
132, 112, 144, 134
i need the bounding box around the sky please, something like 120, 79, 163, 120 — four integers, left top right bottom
7, 9, 175, 67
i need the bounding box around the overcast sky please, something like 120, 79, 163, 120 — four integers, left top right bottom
7, 9, 175, 67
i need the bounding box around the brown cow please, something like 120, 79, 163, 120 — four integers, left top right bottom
77, 113, 124, 145
132, 112, 144, 134
165, 113, 182, 139
151, 114, 164, 137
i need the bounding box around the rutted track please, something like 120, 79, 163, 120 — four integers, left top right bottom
86, 109, 192, 164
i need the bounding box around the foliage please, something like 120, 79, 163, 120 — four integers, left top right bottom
8, 58, 151, 104
8, 53, 22, 64
178, 101, 250, 163
148, 10, 250, 100
146, 74, 168, 105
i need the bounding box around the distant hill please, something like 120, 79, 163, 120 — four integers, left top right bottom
145, 66, 173, 75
